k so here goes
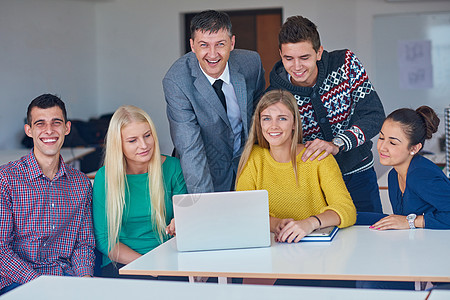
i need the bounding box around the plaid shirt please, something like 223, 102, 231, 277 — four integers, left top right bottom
0, 150, 95, 289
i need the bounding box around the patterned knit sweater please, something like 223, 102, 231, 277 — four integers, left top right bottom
268, 49, 385, 175
236, 145, 356, 228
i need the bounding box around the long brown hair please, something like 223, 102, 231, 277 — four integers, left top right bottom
236, 89, 303, 185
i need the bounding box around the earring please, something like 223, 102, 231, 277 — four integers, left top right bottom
410, 152, 415, 155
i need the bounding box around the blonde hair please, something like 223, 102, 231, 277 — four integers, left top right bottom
236, 89, 303, 184
103, 105, 166, 257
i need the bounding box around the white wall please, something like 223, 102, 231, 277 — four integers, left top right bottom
94, 0, 363, 153
2, 0, 450, 175
0, 0, 98, 149
94, 0, 450, 176
374, 12, 450, 147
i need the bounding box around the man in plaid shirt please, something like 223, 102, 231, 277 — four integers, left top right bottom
0, 94, 95, 294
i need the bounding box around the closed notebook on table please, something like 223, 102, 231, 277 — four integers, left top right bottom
173, 190, 271, 252
301, 226, 339, 242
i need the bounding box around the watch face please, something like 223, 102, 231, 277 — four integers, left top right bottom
407, 214, 417, 221
333, 138, 344, 147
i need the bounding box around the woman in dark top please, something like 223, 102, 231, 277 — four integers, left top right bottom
357, 106, 450, 290
371, 106, 450, 230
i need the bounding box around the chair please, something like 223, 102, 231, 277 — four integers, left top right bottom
93, 248, 103, 277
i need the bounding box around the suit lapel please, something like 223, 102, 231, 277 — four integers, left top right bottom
189, 55, 230, 128
229, 58, 248, 136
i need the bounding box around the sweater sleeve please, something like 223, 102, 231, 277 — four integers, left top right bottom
92, 167, 109, 257
335, 50, 385, 152
409, 168, 450, 229
317, 155, 357, 227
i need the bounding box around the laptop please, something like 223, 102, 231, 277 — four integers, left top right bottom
172, 190, 271, 252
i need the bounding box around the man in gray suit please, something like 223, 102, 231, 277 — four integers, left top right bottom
163, 10, 265, 193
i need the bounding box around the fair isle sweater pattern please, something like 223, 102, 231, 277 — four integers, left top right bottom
295, 50, 373, 150
269, 49, 385, 175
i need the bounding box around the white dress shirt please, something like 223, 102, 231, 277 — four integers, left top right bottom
201, 63, 243, 155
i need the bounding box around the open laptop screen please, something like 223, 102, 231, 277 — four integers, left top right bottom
173, 190, 271, 252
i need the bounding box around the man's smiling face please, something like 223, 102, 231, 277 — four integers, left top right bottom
280, 41, 323, 87
190, 28, 235, 79
24, 106, 71, 162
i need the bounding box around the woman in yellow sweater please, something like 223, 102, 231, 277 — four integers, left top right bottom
236, 90, 356, 243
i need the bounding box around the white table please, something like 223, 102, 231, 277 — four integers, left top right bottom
428, 289, 450, 299
0, 275, 429, 300
120, 226, 450, 284
0, 147, 95, 166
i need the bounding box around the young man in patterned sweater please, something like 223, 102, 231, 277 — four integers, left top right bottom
268, 16, 385, 213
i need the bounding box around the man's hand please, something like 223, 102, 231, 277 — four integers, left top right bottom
302, 139, 339, 162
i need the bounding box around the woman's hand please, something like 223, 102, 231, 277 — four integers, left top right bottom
370, 214, 409, 230
274, 218, 294, 236
275, 218, 316, 243
166, 218, 176, 236
108, 242, 142, 265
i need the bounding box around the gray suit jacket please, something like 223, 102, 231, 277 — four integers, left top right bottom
163, 49, 265, 193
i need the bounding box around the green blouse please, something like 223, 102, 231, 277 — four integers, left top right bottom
93, 156, 187, 267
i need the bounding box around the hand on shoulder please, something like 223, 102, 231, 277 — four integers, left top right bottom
301, 139, 339, 162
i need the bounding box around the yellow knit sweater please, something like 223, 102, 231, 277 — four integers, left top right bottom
236, 145, 356, 228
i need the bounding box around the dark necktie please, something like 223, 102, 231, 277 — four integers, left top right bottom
212, 79, 227, 112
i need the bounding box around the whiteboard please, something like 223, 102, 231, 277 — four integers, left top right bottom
374, 11, 450, 153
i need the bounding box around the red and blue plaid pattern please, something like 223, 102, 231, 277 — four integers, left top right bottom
0, 150, 95, 288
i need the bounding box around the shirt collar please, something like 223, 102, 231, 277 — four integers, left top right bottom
25, 149, 68, 180
200, 63, 231, 85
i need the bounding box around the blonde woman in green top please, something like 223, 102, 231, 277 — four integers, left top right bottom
93, 105, 187, 277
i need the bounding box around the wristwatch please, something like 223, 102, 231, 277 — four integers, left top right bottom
407, 213, 417, 229
332, 137, 345, 152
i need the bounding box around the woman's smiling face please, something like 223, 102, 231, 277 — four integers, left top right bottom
260, 101, 295, 150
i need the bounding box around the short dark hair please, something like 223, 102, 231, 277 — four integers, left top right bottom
27, 94, 67, 125
279, 16, 321, 52
190, 10, 232, 40
386, 106, 440, 149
